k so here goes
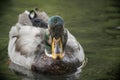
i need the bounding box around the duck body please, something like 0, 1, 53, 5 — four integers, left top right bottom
8, 10, 85, 75
32, 29, 85, 74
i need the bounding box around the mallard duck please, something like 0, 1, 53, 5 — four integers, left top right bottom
8, 10, 86, 75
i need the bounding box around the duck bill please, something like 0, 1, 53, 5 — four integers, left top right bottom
51, 37, 64, 60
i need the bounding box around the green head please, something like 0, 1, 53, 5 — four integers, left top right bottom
48, 16, 65, 59
48, 16, 64, 39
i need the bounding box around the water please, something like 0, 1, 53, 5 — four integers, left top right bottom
0, 0, 120, 80
9, 62, 81, 80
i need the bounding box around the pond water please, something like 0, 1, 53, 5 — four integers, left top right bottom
0, 0, 120, 80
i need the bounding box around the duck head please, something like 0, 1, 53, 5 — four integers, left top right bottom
47, 16, 67, 60
29, 9, 48, 28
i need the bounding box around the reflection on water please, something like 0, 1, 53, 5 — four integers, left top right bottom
9, 62, 81, 80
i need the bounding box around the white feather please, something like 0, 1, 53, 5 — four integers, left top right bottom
66, 30, 85, 62
8, 23, 45, 69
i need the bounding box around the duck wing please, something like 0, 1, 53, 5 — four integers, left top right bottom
8, 9, 48, 69
66, 30, 85, 62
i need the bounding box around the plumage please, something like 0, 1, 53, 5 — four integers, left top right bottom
8, 9, 86, 74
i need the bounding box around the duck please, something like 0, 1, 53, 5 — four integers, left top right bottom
8, 9, 86, 75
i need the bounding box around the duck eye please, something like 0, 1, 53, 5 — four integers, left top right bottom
29, 10, 37, 19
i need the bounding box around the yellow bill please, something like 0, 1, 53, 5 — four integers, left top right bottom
52, 37, 64, 59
